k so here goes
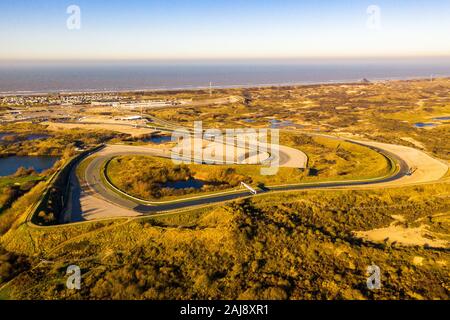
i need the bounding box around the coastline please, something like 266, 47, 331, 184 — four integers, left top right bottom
1, 74, 449, 97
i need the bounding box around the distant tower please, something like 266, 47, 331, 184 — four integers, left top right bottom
209, 82, 212, 97
430, 74, 434, 82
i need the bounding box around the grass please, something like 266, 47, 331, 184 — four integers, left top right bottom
0, 175, 43, 189
1, 182, 448, 300
0, 287, 11, 300
384, 105, 450, 123
283, 134, 394, 182
103, 159, 244, 203
0, 175, 45, 212
0, 181, 47, 235
76, 156, 97, 184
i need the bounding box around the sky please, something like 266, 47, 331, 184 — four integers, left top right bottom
1, 0, 450, 61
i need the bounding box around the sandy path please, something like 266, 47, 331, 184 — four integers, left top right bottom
63, 158, 141, 223
44, 121, 156, 137
355, 225, 449, 249
277, 145, 308, 168
348, 139, 449, 186
173, 137, 308, 168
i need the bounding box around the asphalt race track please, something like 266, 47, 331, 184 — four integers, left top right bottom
64, 137, 412, 221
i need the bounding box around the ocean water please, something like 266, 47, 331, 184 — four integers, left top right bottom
1, 59, 450, 94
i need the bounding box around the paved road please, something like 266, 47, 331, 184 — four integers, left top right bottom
65, 139, 409, 221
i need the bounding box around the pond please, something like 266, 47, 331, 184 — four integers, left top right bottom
164, 178, 205, 189
143, 135, 172, 144
0, 156, 59, 176
414, 122, 437, 128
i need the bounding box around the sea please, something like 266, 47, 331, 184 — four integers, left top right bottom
1, 58, 450, 95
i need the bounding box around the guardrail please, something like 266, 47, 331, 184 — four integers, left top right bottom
24, 133, 407, 227
26, 145, 105, 227
100, 143, 400, 206
101, 158, 245, 205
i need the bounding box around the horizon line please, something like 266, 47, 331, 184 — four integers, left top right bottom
2, 54, 450, 64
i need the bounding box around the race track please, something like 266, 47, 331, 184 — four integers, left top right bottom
62, 136, 448, 223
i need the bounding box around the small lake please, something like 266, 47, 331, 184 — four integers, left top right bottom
432, 116, 450, 121
143, 135, 172, 144
165, 178, 205, 189
414, 122, 437, 128
0, 156, 59, 176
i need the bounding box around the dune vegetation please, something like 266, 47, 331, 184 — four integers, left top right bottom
0, 183, 449, 300
148, 78, 450, 160
0, 78, 448, 300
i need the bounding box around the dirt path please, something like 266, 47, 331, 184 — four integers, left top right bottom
355, 225, 449, 248
44, 121, 157, 137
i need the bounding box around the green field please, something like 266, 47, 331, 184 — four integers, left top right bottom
0, 175, 44, 213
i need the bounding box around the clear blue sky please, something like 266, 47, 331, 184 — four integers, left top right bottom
1, 0, 449, 61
